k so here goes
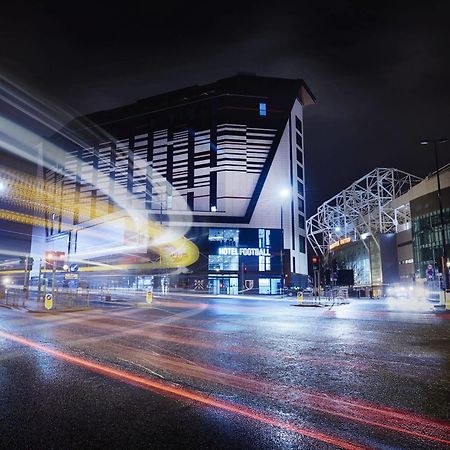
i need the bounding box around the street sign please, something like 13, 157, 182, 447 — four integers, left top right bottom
44, 293, 53, 310
146, 290, 153, 304
69, 263, 78, 273
64, 273, 79, 280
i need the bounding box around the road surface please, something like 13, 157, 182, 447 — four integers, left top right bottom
0, 295, 449, 449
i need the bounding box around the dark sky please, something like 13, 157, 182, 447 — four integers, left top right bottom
1, 1, 450, 217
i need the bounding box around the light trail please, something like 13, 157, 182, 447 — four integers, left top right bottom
0, 330, 366, 450
90, 340, 450, 446
27, 312, 450, 445
0, 110, 200, 271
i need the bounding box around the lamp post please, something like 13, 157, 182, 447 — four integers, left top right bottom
420, 138, 449, 292
280, 189, 290, 297
158, 192, 172, 294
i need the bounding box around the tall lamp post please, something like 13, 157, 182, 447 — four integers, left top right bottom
280, 188, 290, 297
157, 192, 172, 294
420, 138, 449, 292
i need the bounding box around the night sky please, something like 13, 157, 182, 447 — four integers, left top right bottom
1, 1, 450, 217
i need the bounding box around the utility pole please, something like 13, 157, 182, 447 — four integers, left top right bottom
280, 188, 290, 298
37, 259, 43, 303
22, 256, 28, 306
51, 259, 56, 298
280, 202, 284, 297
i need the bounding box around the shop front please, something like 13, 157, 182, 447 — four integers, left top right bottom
189, 226, 284, 295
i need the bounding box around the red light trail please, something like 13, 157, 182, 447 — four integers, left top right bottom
0, 329, 366, 450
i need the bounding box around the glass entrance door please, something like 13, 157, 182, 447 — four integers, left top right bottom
209, 275, 239, 295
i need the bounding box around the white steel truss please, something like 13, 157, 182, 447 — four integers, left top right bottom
306, 168, 422, 256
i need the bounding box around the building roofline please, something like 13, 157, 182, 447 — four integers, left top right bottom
62, 73, 315, 134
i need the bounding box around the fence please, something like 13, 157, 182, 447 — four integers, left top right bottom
0, 285, 91, 310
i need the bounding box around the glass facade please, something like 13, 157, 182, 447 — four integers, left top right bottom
412, 208, 450, 278
209, 228, 239, 246
334, 239, 380, 287
208, 255, 239, 271
204, 227, 282, 293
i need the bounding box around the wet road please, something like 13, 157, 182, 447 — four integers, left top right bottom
0, 296, 449, 449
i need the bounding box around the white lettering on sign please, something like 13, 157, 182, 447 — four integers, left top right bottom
218, 247, 271, 257
329, 237, 352, 250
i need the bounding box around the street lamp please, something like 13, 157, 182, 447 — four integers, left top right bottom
420, 138, 449, 292
280, 188, 290, 297
157, 192, 172, 294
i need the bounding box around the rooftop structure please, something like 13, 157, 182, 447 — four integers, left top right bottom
307, 168, 422, 257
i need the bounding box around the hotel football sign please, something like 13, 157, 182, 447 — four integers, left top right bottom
218, 247, 271, 257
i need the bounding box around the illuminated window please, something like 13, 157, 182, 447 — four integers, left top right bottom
209, 228, 239, 246
259, 256, 265, 271
258, 255, 271, 271
208, 255, 239, 271
258, 229, 271, 247
259, 102, 267, 116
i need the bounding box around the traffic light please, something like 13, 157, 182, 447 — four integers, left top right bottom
45, 251, 66, 269
312, 255, 320, 271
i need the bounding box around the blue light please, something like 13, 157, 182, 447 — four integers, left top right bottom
259, 103, 267, 116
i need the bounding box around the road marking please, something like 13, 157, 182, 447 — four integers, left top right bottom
117, 357, 166, 380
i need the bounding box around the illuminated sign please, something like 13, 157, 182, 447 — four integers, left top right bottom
218, 247, 271, 257
329, 237, 352, 251
64, 273, 79, 280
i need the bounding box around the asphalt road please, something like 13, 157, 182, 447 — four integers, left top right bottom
0, 295, 449, 449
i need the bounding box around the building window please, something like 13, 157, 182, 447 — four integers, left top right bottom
299, 214, 305, 230
258, 255, 271, 271
258, 228, 271, 247
297, 164, 303, 181
297, 148, 303, 164
297, 181, 303, 197
259, 256, 265, 271
298, 198, 305, 213
296, 117, 303, 134
208, 255, 239, 271
296, 133, 303, 149
209, 228, 239, 246
259, 103, 267, 116
299, 235, 306, 254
